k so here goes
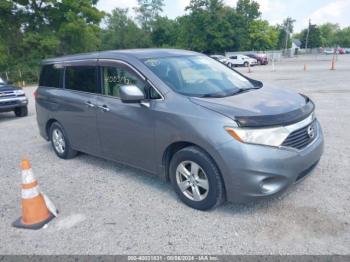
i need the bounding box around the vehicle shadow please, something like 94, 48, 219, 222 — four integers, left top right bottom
63, 147, 175, 196
0, 112, 18, 123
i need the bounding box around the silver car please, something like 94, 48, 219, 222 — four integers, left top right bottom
36, 49, 324, 210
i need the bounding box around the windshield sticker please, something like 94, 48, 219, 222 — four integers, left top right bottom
54, 64, 64, 69
144, 59, 160, 67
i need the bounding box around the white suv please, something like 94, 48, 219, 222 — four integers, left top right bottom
227, 54, 258, 67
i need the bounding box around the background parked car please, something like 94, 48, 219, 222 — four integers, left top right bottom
338, 48, 345, 54
323, 48, 335, 55
210, 55, 229, 64
323, 48, 344, 55
245, 53, 268, 65
226, 54, 257, 67
0, 77, 28, 117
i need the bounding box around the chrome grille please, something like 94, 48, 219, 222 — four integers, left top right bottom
0, 91, 15, 98
282, 121, 317, 150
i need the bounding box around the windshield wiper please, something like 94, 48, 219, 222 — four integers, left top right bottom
200, 86, 260, 98
200, 93, 224, 98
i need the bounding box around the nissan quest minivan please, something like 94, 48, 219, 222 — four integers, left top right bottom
35, 49, 324, 210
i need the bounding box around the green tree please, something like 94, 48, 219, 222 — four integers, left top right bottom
336, 27, 350, 47
234, 0, 261, 50
300, 24, 322, 48
151, 16, 178, 47
319, 23, 340, 47
276, 17, 295, 49
134, 0, 164, 32
236, 0, 261, 20
178, 0, 235, 53
101, 8, 151, 50
0, 0, 23, 76
0, 0, 104, 82
248, 20, 277, 50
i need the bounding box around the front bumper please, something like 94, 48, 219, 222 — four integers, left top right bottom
0, 96, 28, 112
214, 120, 324, 203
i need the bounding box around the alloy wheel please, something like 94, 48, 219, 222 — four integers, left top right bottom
52, 128, 66, 154
175, 161, 209, 201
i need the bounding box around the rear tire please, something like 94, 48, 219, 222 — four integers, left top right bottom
169, 146, 225, 210
50, 122, 77, 159
14, 106, 28, 117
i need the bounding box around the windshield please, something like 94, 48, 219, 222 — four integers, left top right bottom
142, 55, 256, 97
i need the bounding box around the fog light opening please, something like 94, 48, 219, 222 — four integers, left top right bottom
259, 177, 286, 194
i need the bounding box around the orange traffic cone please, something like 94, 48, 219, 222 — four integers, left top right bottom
12, 160, 58, 230
331, 57, 335, 70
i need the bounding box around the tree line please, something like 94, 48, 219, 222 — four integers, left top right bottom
0, 0, 349, 83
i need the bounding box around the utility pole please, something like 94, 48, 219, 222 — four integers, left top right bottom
284, 19, 290, 54
305, 19, 311, 50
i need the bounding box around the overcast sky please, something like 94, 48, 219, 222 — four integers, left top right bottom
96, 0, 350, 33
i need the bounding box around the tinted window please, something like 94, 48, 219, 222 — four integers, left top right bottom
39, 64, 62, 88
65, 66, 98, 93
102, 66, 144, 97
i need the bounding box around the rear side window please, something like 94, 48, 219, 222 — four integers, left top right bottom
65, 66, 98, 93
39, 64, 62, 88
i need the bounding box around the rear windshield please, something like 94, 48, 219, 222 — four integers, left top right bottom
142, 55, 254, 97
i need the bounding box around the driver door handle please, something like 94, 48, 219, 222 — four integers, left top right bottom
85, 101, 96, 108
98, 105, 110, 112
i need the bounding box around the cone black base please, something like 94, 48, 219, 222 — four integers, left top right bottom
12, 212, 55, 230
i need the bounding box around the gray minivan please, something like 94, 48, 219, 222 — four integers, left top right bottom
36, 49, 324, 210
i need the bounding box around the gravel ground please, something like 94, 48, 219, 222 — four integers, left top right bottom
0, 54, 349, 255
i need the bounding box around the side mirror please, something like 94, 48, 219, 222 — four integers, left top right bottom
119, 85, 145, 103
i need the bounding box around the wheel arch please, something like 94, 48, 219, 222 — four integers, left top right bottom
45, 119, 58, 140
162, 141, 224, 184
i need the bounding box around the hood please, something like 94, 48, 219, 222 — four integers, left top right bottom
0, 84, 20, 92
190, 86, 314, 127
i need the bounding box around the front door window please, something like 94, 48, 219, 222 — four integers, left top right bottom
102, 66, 145, 97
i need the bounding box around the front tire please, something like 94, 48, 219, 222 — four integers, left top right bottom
244, 62, 249, 67
169, 146, 225, 210
50, 122, 77, 159
14, 106, 28, 117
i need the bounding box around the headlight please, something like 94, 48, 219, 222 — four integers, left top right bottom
14, 90, 25, 96
225, 113, 316, 147
225, 126, 290, 147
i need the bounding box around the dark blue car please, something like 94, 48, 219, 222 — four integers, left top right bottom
0, 77, 28, 117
